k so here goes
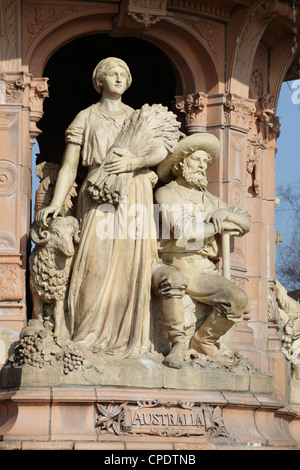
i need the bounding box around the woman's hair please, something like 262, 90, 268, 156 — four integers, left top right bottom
92, 57, 132, 94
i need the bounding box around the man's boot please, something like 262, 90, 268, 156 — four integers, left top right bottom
189, 308, 234, 364
160, 296, 187, 370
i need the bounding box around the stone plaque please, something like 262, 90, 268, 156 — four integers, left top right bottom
95, 400, 229, 438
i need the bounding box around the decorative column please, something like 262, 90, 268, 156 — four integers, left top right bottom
247, 91, 287, 396
175, 92, 208, 134
216, 93, 263, 368
0, 68, 48, 366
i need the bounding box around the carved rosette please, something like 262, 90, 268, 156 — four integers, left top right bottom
175, 92, 208, 133
95, 399, 230, 438
0, 161, 17, 197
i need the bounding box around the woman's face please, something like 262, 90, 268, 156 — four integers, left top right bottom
101, 65, 128, 98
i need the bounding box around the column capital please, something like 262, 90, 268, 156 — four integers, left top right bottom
175, 92, 208, 134
223, 93, 256, 132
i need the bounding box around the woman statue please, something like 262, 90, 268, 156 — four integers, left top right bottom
36, 57, 180, 359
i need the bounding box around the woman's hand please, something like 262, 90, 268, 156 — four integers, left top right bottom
103, 148, 142, 174
35, 205, 61, 227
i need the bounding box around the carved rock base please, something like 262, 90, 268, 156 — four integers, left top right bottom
0, 320, 272, 392
1, 355, 272, 392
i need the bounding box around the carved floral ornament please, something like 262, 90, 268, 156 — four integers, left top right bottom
26, 5, 80, 47
223, 93, 256, 131
175, 92, 256, 131
0, 263, 23, 301
0, 73, 49, 109
24, 0, 167, 47
0, 73, 28, 104
175, 92, 208, 128
95, 399, 229, 438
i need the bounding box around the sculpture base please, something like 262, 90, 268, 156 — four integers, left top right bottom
0, 384, 299, 450
0, 318, 273, 392
1, 320, 299, 450
1, 351, 272, 392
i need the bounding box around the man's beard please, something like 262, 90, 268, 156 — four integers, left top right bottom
181, 162, 208, 189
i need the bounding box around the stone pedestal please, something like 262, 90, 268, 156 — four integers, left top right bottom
0, 384, 299, 450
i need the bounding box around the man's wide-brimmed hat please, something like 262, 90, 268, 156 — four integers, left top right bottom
157, 132, 221, 182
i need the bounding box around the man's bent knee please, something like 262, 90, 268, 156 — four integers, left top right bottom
226, 285, 248, 322
152, 263, 189, 298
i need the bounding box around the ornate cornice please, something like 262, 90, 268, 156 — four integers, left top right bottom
166, 0, 232, 22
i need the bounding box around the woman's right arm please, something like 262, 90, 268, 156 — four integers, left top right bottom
36, 143, 81, 227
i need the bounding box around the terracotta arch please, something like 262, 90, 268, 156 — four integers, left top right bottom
23, 5, 219, 96
227, 0, 293, 97
22, 5, 120, 75
143, 19, 220, 95
269, 37, 295, 108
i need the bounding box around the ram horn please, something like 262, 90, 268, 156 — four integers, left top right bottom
30, 222, 50, 245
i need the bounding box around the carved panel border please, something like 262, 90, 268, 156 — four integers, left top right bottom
95, 399, 230, 438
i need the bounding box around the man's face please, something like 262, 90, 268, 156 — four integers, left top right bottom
101, 66, 128, 97
185, 150, 210, 173
181, 150, 210, 188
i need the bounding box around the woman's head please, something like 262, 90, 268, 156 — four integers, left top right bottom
92, 57, 132, 95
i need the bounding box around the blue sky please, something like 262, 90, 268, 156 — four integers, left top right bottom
275, 81, 300, 243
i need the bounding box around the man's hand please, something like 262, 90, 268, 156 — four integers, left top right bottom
205, 209, 231, 233
220, 221, 243, 236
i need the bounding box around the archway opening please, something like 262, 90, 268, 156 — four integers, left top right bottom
35, 34, 179, 168
30, 34, 179, 317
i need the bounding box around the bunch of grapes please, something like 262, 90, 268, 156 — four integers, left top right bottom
63, 346, 85, 374
14, 334, 44, 368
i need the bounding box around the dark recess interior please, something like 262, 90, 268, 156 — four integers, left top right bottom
37, 34, 179, 167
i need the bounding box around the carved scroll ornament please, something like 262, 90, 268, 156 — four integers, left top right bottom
113, 0, 167, 34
